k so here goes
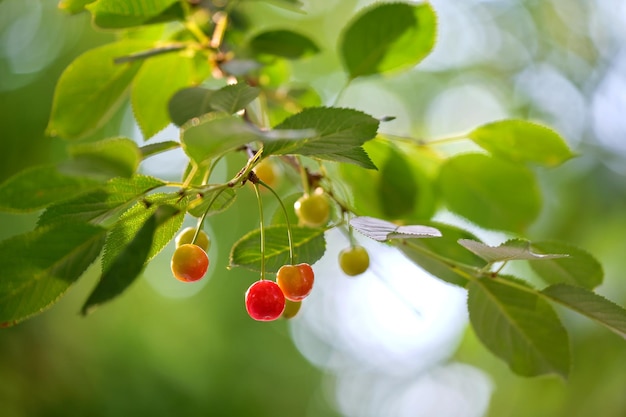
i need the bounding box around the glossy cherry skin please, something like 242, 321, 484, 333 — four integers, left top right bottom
276, 263, 314, 301
294, 189, 330, 227
175, 227, 210, 252
245, 280, 285, 321
339, 245, 370, 276
171, 244, 209, 282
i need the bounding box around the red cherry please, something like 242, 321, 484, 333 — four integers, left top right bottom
171, 244, 209, 282
245, 280, 285, 321
276, 263, 314, 301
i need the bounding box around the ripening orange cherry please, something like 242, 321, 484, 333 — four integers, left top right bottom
339, 245, 370, 276
171, 244, 209, 282
294, 188, 330, 227
254, 159, 280, 188
276, 263, 314, 301
175, 227, 210, 252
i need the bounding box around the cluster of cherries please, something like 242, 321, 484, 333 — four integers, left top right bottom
169, 159, 371, 321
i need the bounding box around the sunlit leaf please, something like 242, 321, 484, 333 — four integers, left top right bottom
132, 52, 198, 139
246, 0, 305, 13
458, 239, 568, 263
230, 226, 326, 273
181, 114, 263, 164
62, 137, 141, 179
139, 141, 180, 158
38, 175, 165, 227
468, 276, 570, 378
437, 153, 541, 233
0, 223, 106, 326
250, 30, 320, 59
529, 241, 603, 290
87, 0, 184, 29
542, 283, 626, 338
58, 0, 96, 14
340, 2, 436, 78
469, 120, 575, 167
82, 205, 180, 315
48, 40, 153, 139
0, 165, 100, 213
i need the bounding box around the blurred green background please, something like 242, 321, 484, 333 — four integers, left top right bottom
1, 0, 625, 416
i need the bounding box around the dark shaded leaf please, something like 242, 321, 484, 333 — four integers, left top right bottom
0, 165, 100, 213
250, 30, 319, 59
0, 223, 106, 325
542, 283, 626, 338
469, 276, 570, 378
529, 241, 603, 289
82, 205, 180, 315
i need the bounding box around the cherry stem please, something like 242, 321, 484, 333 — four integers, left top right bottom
192, 188, 225, 245
258, 179, 294, 265
296, 156, 311, 194
252, 182, 266, 280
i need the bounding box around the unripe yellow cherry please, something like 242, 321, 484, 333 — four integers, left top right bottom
339, 245, 370, 276
294, 188, 330, 227
175, 227, 210, 252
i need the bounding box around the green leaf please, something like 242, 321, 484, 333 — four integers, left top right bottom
140, 141, 180, 158
437, 153, 541, 233
0, 165, 100, 213
209, 83, 261, 115
469, 120, 575, 167
379, 142, 418, 218
339, 139, 437, 220
48, 40, 153, 139
340, 2, 436, 79
132, 52, 198, 139
187, 188, 237, 218
58, 0, 96, 14
168, 87, 215, 126
101, 193, 186, 271
468, 276, 570, 378
181, 114, 263, 164
350, 216, 441, 242
542, 284, 626, 338
82, 205, 179, 315
37, 175, 165, 227
529, 241, 603, 290
168, 84, 260, 127
0, 223, 106, 326
319, 146, 376, 169
230, 226, 326, 273
62, 137, 141, 179
263, 107, 379, 162
87, 0, 184, 29
250, 30, 320, 59
395, 222, 487, 287
250, 0, 305, 14
458, 239, 568, 264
